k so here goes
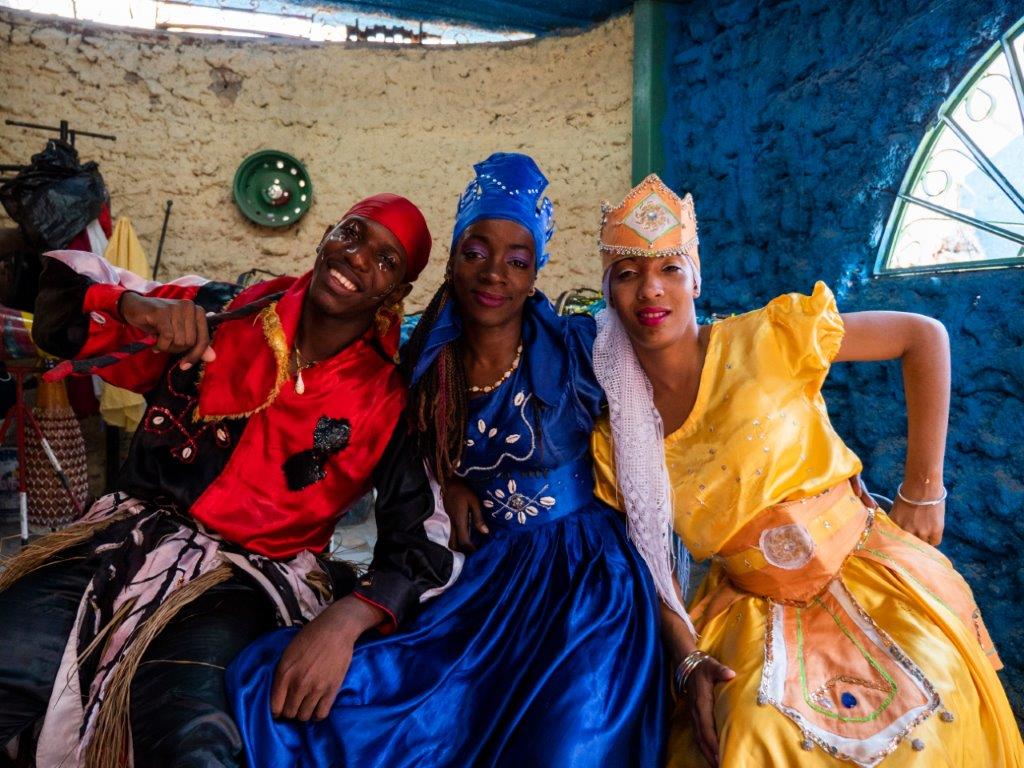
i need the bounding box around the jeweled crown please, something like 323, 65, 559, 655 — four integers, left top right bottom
598, 174, 699, 274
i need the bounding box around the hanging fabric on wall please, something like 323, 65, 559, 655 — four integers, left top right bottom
98, 216, 149, 431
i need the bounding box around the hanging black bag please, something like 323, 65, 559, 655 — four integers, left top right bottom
0, 139, 108, 252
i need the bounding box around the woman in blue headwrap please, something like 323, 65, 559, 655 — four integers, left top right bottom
227, 153, 666, 767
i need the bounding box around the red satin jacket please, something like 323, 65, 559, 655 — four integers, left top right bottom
33, 255, 453, 627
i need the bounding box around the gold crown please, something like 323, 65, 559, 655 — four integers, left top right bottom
598, 174, 699, 275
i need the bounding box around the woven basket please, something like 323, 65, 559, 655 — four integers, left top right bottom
26, 378, 90, 530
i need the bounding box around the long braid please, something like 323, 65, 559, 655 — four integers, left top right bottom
403, 279, 469, 490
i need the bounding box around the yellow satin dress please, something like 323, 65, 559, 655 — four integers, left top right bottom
591, 282, 1023, 768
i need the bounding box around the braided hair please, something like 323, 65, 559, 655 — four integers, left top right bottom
402, 276, 469, 490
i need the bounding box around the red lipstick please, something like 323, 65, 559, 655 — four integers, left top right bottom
636, 306, 671, 327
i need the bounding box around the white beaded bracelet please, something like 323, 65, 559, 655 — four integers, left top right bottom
896, 483, 947, 507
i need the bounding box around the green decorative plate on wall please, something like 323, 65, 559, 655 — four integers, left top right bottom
233, 150, 312, 228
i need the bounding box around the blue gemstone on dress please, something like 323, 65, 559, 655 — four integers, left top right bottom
840, 692, 857, 709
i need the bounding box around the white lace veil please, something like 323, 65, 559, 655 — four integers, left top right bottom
593, 287, 696, 637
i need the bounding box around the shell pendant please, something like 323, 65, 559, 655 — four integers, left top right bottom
295, 369, 305, 395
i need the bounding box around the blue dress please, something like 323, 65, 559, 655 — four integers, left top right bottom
227, 295, 666, 768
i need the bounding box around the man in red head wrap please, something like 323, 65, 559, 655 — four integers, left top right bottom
0, 194, 454, 768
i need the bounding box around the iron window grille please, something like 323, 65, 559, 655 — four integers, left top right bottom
876, 16, 1024, 276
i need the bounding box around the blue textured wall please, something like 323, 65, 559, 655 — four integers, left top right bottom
662, 0, 1024, 713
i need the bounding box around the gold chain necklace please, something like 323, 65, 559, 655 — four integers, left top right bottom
467, 342, 523, 394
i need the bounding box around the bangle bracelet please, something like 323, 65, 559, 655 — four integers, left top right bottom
673, 650, 711, 697
678, 651, 709, 694
896, 483, 947, 507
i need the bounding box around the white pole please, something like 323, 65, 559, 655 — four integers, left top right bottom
19, 491, 28, 544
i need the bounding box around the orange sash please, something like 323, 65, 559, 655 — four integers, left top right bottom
699, 481, 997, 765
717, 481, 870, 604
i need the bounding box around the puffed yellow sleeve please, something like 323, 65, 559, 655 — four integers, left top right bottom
764, 281, 845, 382
590, 415, 624, 512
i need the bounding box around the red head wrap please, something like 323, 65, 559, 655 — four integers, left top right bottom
342, 193, 432, 282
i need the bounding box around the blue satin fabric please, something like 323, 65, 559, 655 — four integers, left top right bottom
473, 456, 593, 529
228, 298, 667, 767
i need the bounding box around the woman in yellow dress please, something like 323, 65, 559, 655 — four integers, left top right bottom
589, 174, 1024, 768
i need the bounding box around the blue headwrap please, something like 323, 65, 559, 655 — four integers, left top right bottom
450, 152, 555, 269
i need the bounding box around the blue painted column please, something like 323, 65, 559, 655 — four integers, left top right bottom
631, 0, 669, 184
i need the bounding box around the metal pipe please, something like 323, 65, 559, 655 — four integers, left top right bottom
153, 199, 173, 280
4, 119, 116, 142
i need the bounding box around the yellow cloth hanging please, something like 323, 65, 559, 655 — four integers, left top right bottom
98, 217, 149, 431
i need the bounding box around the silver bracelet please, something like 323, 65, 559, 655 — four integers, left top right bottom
673, 650, 711, 697
896, 482, 947, 507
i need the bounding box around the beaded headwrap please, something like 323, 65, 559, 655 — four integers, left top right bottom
593, 174, 700, 637
451, 152, 555, 269
599, 173, 700, 291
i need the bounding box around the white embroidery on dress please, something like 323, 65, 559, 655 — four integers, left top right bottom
481, 478, 557, 524
456, 391, 536, 476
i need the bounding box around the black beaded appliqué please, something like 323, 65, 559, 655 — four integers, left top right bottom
283, 416, 351, 491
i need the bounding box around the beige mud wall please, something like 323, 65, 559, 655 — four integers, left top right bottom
0, 9, 632, 308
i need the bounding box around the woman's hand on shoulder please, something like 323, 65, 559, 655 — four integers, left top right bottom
443, 479, 488, 553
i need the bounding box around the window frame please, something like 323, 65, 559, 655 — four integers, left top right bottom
874, 16, 1024, 276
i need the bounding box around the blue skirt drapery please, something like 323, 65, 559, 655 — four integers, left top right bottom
228, 492, 666, 768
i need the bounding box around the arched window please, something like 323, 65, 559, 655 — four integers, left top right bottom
875, 17, 1024, 275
